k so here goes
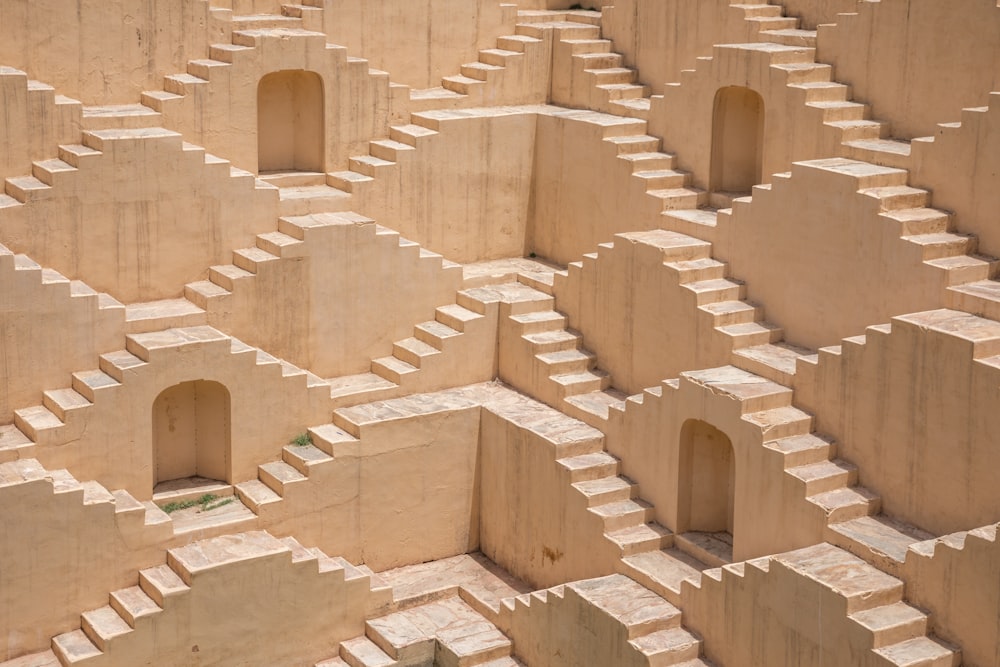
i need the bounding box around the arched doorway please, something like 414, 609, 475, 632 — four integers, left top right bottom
152, 380, 231, 485
257, 70, 325, 174
677, 419, 735, 535
709, 86, 764, 202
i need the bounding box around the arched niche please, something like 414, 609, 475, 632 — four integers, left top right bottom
257, 69, 325, 174
152, 380, 231, 486
677, 418, 735, 535
709, 86, 765, 199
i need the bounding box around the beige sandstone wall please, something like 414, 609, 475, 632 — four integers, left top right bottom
0, 0, 210, 105
903, 525, 1000, 667
0, 128, 277, 303
0, 247, 124, 423
198, 213, 463, 377
816, 0, 1000, 138
350, 109, 538, 264
798, 309, 1000, 536
780, 0, 859, 29
911, 93, 1000, 258
0, 461, 164, 661
321, 0, 515, 90
718, 159, 953, 351
529, 109, 664, 266
0, 68, 81, 182
601, 0, 766, 95
478, 399, 620, 588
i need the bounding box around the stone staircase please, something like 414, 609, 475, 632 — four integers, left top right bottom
547, 5, 918, 171
505, 574, 710, 666
46, 531, 388, 665
681, 544, 961, 667
320, 596, 514, 667
664, 158, 999, 385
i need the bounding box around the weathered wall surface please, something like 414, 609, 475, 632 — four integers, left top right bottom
816, 0, 1000, 138
478, 396, 619, 588
903, 525, 1000, 667
351, 109, 538, 264
911, 93, 1000, 258
0, 129, 277, 303
321, 0, 514, 90
798, 310, 1000, 536
601, 0, 765, 95
0, 247, 124, 422
529, 109, 665, 266
199, 213, 464, 377
717, 159, 953, 351
0, 0, 210, 105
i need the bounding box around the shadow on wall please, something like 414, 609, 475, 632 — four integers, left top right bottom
258, 70, 326, 174
153, 380, 231, 488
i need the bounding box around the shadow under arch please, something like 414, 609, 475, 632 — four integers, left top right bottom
152, 379, 232, 487
710, 85, 765, 201
257, 69, 325, 174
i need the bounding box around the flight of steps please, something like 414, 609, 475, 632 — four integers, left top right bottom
233, 421, 360, 517
551, 228, 798, 420
547, 6, 916, 170
553, 2, 818, 122
320, 596, 514, 667
681, 544, 961, 667
325, 287, 490, 409
45, 531, 388, 666
506, 574, 710, 666
664, 157, 999, 386
610, 366, 910, 578
494, 282, 618, 414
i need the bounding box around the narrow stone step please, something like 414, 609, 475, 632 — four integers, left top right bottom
81, 606, 132, 650
109, 585, 161, 627
849, 601, 928, 649
828, 515, 935, 572
621, 548, 705, 603
872, 636, 960, 667
629, 627, 701, 664
556, 452, 618, 482
51, 630, 102, 664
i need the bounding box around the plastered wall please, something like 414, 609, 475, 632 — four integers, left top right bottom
0, 0, 211, 105
528, 110, 664, 266
0, 129, 277, 303
798, 309, 1000, 536
911, 93, 1000, 258
321, 0, 514, 90
816, 0, 1000, 138
199, 214, 463, 377
718, 159, 952, 351
0, 247, 124, 422
601, 0, 768, 95
350, 109, 538, 264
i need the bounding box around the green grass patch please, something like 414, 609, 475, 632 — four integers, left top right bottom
161, 493, 234, 514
